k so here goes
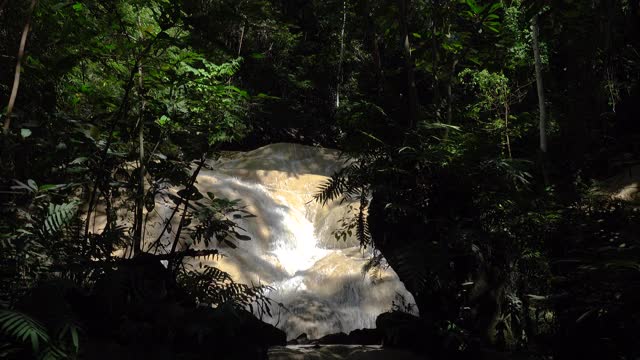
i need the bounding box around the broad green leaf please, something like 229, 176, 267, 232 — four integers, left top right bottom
465, 0, 481, 14
488, 2, 503, 13
38, 184, 64, 191
27, 179, 37, 191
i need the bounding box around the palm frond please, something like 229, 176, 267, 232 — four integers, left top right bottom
37, 344, 68, 360
0, 309, 50, 353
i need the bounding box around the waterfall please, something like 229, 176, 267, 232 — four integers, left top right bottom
147, 143, 416, 340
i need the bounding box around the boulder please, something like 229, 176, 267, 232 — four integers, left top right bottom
177, 303, 286, 359
315, 332, 349, 344
308, 329, 382, 345
376, 311, 422, 348
348, 328, 383, 345
287, 332, 310, 345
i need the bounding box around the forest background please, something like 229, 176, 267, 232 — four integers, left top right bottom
1, 0, 640, 359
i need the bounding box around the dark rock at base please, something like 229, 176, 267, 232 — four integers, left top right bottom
376, 311, 422, 348
315, 332, 349, 344
62, 259, 284, 359
232, 307, 287, 348
309, 329, 382, 345
290, 332, 311, 345
348, 328, 382, 345
179, 302, 286, 358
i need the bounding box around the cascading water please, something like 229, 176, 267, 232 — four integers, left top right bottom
147, 143, 416, 339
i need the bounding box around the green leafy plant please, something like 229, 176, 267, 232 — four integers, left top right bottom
0, 309, 80, 359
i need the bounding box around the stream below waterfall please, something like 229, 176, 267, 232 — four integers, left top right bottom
268, 345, 423, 360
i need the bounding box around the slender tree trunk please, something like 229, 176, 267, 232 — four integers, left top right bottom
443, 60, 458, 140
82, 29, 164, 241
531, 14, 549, 184
167, 156, 207, 271
336, 0, 347, 108
446, 59, 458, 125
226, 22, 247, 86
132, 63, 146, 256
168, 197, 190, 272
3, 0, 37, 133
237, 23, 246, 57
532, 15, 547, 154
131, 14, 148, 257
505, 104, 512, 159
431, 2, 440, 106
398, 0, 418, 129
83, 61, 139, 240
150, 154, 207, 253
363, 0, 384, 97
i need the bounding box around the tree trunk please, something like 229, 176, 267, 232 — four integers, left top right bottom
531, 15, 547, 154
3, 0, 37, 133
397, 0, 418, 129
431, 1, 440, 106
132, 14, 147, 257
237, 23, 246, 57
446, 59, 458, 125
132, 63, 146, 257
336, 0, 347, 108
531, 14, 549, 184
363, 0, 384, 97
505, 104, 512, 159
167, 156, 207, 272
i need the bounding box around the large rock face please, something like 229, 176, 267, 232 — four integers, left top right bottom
145, 143, 417, 339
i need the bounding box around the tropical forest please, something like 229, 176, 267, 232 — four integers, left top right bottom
1, 0, 639, 359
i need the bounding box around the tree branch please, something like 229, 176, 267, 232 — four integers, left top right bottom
3, 0, 37, 134
50, 249, 221, 271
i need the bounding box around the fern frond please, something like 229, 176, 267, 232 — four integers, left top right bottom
177, 266, 273, 316
356, 189, 371, 247
313, 169, 346, 205
202, 266, 233, 283
362, 251, 386, 276
40, 201, 79, 238
391, 245, 431, 296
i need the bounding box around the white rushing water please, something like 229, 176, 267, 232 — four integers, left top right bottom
146, 143, 416, 339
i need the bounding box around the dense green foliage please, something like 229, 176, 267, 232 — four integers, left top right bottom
1, 0, 640, 359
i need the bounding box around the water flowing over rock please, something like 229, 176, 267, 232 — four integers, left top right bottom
148, 143, 417, 339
